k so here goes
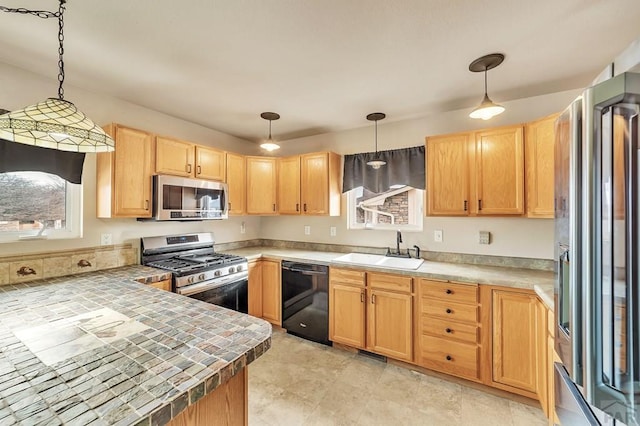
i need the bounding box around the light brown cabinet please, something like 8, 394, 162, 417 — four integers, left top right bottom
248, 260, 263, 318
417, 279, 481, 381
490, 288, 538, 397
246, 156, 278, 215
536, 298, 550, 420
260, 259, 281, 325
277, 156, 301, 214
426, 125, 524, 216
97, 124, 153, 218
329, 268, 413, 362
226, 153, 246, 215
276, 152, 341, 216
155, 136, 226, 181
526, 114, 557, 218
149, 279, 172, 292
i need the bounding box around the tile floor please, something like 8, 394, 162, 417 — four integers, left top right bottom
248, 330, 548, 425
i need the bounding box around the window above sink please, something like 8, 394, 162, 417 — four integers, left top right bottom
346, 185, 423, 232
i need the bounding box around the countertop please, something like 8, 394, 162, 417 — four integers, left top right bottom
226, 247, 556, 310
0, 265, 271, 426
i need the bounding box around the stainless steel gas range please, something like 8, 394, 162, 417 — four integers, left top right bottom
141, 232, 248, 313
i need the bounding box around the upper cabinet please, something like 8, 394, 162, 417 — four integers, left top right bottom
426, 115, 558, 218
426, 133, 471, 216
246, 156, 278, 215
525, 114, 557, 218
475, 126, 524, 215
155, 136, 226, 181
226, 152, 246, 215
97, 124, 153, 218
276, 152, 341, 216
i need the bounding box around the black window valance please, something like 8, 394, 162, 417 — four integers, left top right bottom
0, 138, 85, 184
343, 145, 425, 193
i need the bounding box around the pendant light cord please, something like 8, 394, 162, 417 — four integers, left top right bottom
374, 119, 379, 154
0, 0, 66, 100
483, 67, 488, 97
268, 119, 272, 141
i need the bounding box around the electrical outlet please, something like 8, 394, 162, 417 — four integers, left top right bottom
304, 225, 311, 235
479, 231, 491, 244
434, 229, 443, 243
100, 233, 112, 245
330, 226, 336, 237
240, 222, 246, 234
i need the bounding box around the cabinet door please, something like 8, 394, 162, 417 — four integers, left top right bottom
113, 126, 153, 217
526, 115, 556, 218
195, 146, 226, 181
155, 136, 194, 177
536, 300, 549, 419
301, 152, 329, 215
246, 157, 277, 215
329, 283, 366, 348
277, 156, 301, 214
426, 133, 471, 215
492, 289, 537, 394
248, 261, 263, 318
367, 289, 413, 362
226, 153, 246, 215
261, 260, 281, 325
475, 126, 524, 215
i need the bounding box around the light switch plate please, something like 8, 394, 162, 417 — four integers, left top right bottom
240, 222, 246, 234
330, 226, 336, 237
304, 225, 311, 235
101, 233, 112, 245
479, 231, 491, 244
434, 230, 443, 243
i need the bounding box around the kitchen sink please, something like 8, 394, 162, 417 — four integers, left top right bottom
332, 253, 424, 270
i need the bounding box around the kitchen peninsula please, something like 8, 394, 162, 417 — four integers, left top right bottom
0, 266, 271, 426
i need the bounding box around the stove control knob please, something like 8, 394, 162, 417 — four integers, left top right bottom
228, 266, 235, 274
236, 265, 243, 272
214, 270, 222, 277
198, 274, 205, 281
188, 276, 195, 284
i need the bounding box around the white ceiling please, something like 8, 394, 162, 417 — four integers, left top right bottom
0, 0, 639, 143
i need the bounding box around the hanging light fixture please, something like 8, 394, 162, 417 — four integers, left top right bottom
366, 112, 386, 169
468, 53, 505, 121
260, 112, 280, 151
0, 1, 114, 152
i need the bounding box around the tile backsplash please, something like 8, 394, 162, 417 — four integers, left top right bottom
0, 244, 138, 286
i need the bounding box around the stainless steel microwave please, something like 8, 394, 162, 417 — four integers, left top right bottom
150, 175, 228, 221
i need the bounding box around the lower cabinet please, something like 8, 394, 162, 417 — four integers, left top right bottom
247, 259, 281, 326
329, 268, 413, 362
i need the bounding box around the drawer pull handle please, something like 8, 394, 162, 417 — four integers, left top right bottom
446, 308, 452, 314
446, 289, 452, 294
360, 292, 365, 303
446, 355, 452, 361
445, 328, 452, 333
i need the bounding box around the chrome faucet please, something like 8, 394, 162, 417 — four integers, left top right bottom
396, 230, 402, 254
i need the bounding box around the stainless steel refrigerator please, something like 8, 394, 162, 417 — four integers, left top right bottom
554, 72, 640, 426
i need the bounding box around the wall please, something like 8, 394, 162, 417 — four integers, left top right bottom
261, 88, 582, 260
0, 62, 262, 256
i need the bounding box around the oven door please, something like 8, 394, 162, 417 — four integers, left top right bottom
179, 278, 248, 314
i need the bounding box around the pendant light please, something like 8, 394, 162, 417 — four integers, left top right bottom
0, 1, 115, 152
366, 112, 386, 169
260, 112, 280, 151
468, 53, 505, 121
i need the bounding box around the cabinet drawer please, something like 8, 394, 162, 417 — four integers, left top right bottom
421, 316, 478, 344
420, 280, 478, 304
330, 268, 365, 287
422, 299, 478, 323
419, 335, 479, 380
368, 272, 412, 293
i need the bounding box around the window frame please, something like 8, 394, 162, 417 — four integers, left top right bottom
0, 174, 83, 243
346, 185, 424, 232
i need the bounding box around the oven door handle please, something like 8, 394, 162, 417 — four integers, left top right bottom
176, 273, 247, 296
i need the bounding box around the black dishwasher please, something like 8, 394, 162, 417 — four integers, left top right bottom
281, 261, 330, 346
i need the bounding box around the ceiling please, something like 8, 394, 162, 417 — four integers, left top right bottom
0, 1, 639, 143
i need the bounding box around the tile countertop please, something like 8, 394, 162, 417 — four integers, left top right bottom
225, 247, 556, 308
0, 265, 271, 426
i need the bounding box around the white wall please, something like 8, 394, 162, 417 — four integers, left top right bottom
0, 63, 262, 256
261, 89, 582, 260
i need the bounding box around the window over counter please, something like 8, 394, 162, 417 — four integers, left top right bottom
347, 185, 423, 231
0, 171, 82, 242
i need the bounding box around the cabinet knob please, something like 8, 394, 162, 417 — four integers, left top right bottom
464, 200, 468, 211
187, 164, 192, 173
296, 203, 299, 212
304, 203, 307, 212
360, 292, 365, 303
144, 200, 149, 210
445, 328, 452, 333
446, 289, 452, 294
371, 294, 376, 304
446, 355, 452, 361
273, 204, 276, 211
446, 308, 452, 314
197, 165, 202, 175
478, 199, 482, 211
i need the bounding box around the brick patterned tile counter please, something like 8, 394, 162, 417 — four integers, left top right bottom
0, 266, 272, 426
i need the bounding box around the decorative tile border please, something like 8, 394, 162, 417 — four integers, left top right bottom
216, 239, 554, 271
